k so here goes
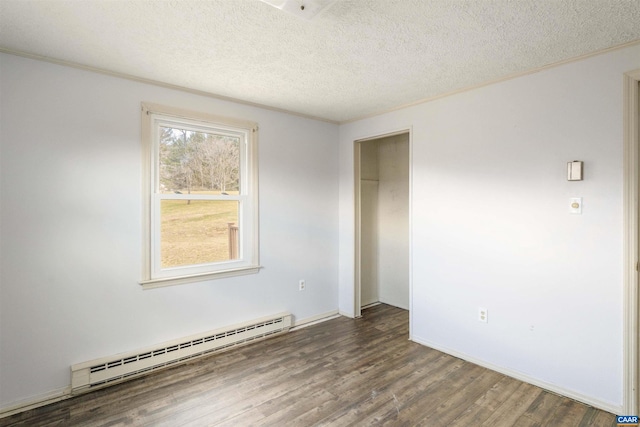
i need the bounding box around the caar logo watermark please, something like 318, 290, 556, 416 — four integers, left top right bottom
617, 415, 639, 426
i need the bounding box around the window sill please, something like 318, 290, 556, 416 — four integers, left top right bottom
139, 266, 262, 290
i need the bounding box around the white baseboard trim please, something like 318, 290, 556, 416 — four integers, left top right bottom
361, 302, 381, 310
291, 310, 340, 330
411, 335, 623, 415
0, 386, 72, 419
378, 299, 409, 311
339, 309, 357, 318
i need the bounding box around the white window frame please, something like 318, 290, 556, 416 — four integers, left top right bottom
140, 103, 260, 289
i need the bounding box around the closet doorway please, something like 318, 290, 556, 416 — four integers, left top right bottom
354, 131, 410, 317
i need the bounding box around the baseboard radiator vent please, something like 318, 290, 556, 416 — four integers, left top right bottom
71, 312, 292, 394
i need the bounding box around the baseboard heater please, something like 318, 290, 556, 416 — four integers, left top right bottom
71, 312, 292, 394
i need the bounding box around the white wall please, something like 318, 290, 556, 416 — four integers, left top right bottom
0, 53, 339, 410
339, 43, 640, 410
377, 135, 409, 309
360, 141, 379, 306
359, 135, 410, 310
360, 179, 379, 306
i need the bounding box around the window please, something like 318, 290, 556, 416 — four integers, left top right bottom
140, 103, 259, 288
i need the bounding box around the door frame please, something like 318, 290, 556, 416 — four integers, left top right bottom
624, 68, 640, 414
353, 128, 413, 329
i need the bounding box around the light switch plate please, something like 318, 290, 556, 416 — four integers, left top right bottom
567, 161, 583, 181
570, 197, 582, 214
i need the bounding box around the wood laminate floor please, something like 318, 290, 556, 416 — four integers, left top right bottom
0, 304, 618, 426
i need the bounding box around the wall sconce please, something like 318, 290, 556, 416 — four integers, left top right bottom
567, 161, 583, 181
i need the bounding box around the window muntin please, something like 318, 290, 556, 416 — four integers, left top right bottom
141, 104, 259, 287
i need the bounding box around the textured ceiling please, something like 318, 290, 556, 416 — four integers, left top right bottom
1, 0, 640, 123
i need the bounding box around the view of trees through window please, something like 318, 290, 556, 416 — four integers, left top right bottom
158, 126, 241, 268
159, 126, 240, 194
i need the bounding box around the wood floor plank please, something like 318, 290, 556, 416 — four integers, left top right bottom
0, 304, 617, 427
449, 376, 523, 426
414, 369, 505, 426
217, 322, 424, 426
521, 389, 564, 424
480, 381, 544, 426
283, 348, 445, 426
376, 363, 489, 426
578, 407, 618, 427
252, 343, 428, 425
548, 398, 590, 427
311, 354, 462, 426
512, 414, 543, 427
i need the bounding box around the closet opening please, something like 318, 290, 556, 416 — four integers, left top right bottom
354, 131, 410, 318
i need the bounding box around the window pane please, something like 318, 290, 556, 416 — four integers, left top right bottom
159, 126, 240, 194
160, 200, 240, 269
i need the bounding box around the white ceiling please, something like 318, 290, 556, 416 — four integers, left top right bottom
1, 0, 639, 123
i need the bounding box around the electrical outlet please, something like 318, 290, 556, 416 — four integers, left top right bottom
299, 279, 305, 291
570, 197, 582, 214
478, 307, 488, 323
